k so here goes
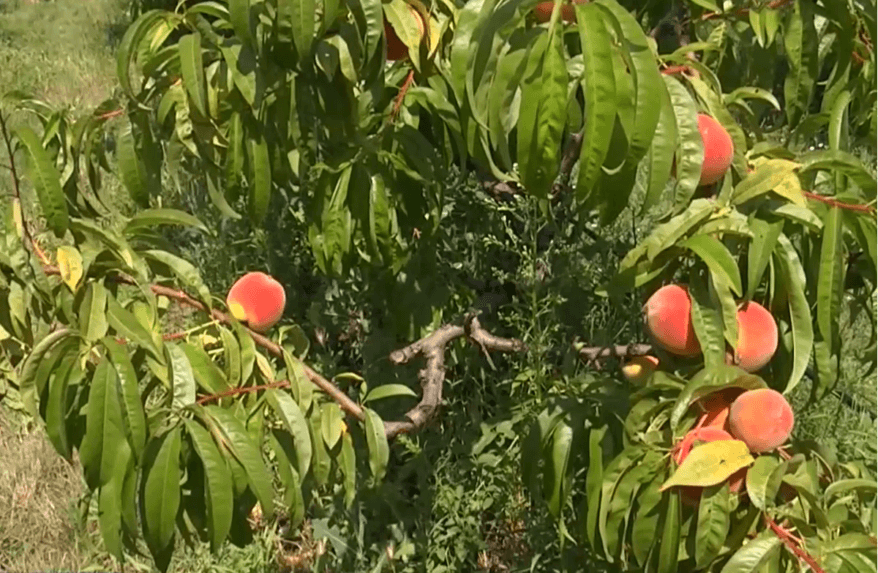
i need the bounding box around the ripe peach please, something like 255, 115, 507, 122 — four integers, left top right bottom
726, 301, 778, 372
621, 355, 659, 385
644, 284, 701, 357
697, 387, 746, 431
226, 271, 286, 333
673, 426, 747, 505
728, 388, 794, 453
534, 0, 588, 23
697, 114, 734, 186
384, 6, 424, 62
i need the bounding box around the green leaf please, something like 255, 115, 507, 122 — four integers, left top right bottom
320, 402, 345, 450
546, 421, 573, 518
56, 246, 83, 292
689, 278, 725, 367
14, 126, 68, 236
746, 218, 783, 300
79, 283, 109, 343
248, 129, 272, 225
695, 483, 730, 567
584, 426, 606, 550
731, 159, 803, 206
364, 407, 389, 485
824, 479, 878, 501
817, 208, 843, 343
45, 354, 81, 459
143, 427, 182, 552
204, 406, 275, 520
719, 532, 782, 573
124, 208, 209, 236
309, 411, 330, 485
79, 356, 131, 490
184, 419, 233, 552
641, 78, 677, 214
642, 198, 715, 262
18, 328, 74, 419
142, 249, 212, 308
98, 477, 124, 561
266, 389, 311, 478
179, 32, 207, 116
680, 234, 743, 296
656, 489, 681, 573
180, 342, 229, 394
219, 41, 258, 109
102, 337, 148, 461
116, 10, 168, 98
340, 431, 356, 508
574, 2, 616, 202
604, 451, 662, 557
517, 30, 567, 204
363, 383, 418, 403
798, 149, 878, 197
229, 0, 253, 45
599, 447, 647, 560
106, 293, 161, 359
116, 117, 150, 208
783, 0, 818, 126
745, 456, 785, 510
773, 234, 813, 393
285, 0, 316, 59
167, 343, 196, 410
665, 76, 703, 209
631, 474, 664, 566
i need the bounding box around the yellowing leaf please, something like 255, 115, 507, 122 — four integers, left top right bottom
660, 440, 754, 491
57, 246, 83, 292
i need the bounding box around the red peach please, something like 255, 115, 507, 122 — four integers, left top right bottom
697, 114, 734, 186
697, 387, 746, 431
728, 388, 794, 453
644, 284, 701, 357
226, 271, 286, 333
726, 301, 778, 373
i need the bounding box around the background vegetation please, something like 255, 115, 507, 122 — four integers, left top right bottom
0, 0, 875, 572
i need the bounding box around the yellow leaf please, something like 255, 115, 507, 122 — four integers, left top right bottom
660, 440, 754, 491
56, 246, 83, 292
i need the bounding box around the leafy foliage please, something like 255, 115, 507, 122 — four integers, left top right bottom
0, 0, 876, 571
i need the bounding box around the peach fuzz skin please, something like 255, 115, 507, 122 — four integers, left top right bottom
729, 388, 794, 453
644, 284, 701, 357
226, 272, 286, 333
697, 387, 746, 432
673, 427, 747, 505
728, 301, 778, 373
697, 114, 734, 186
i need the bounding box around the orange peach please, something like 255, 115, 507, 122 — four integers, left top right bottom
673, 426, 747, 505
226, 271, 286, 333
728, 388, 794, 453
644, 284, 701, 357
697, 114, 734, 186
726, 301, 778, 372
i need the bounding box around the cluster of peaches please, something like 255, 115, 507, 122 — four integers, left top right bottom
623, 282, 795, 504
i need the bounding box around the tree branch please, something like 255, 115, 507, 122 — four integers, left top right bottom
384, 314, 525, 439
804, 191, 876, 214
764, 516, 826, 573
574, 342, 653, 364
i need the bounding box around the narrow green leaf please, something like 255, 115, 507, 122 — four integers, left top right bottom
340, 431, 356, 508
309, 412, 330, 485
364, 407, 389, 485
18, 329, 74, 419
695, 483, 730, 567
631, 474, 664, 566
124, 208, 208, 236
102, 337, 148, 461
15, 126, 68, 236
179, 32, 207, 116
116, 117, 150, 208
746, 218, 783, 300
680, 234, 743, 296
106, 293, 161, 359
143, 427, 182, 552
817, 208, 843, 342
574, 2, 616, 201
363, 383, 418, 403
266, 389, 311, 478
180, 342, 229, 394
774, 234, 813, 393
719, 532, 782, 573
745, 456, 785, 510
665, 76, 703, 209
248, 129, 271, 225
641, 79, 677, 213
98, 477, 124, 561
656, 490, 681, 573
287, 0, 316, 59
184, 419, 233, 551
546, 421, 573, 518
229, 0, 253, 45
79, 282, 109, 343
167, 343, 197, 410
142, 249, 212, 308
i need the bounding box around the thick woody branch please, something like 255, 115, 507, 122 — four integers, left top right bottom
384, 314, 525, 439
575, 342, 653, 364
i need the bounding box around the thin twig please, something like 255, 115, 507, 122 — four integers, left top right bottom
804, 191, 876, 214
391, 69, 416, 123
764, 516, 826, 573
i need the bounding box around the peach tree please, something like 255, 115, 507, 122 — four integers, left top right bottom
0, 0, 875, 570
